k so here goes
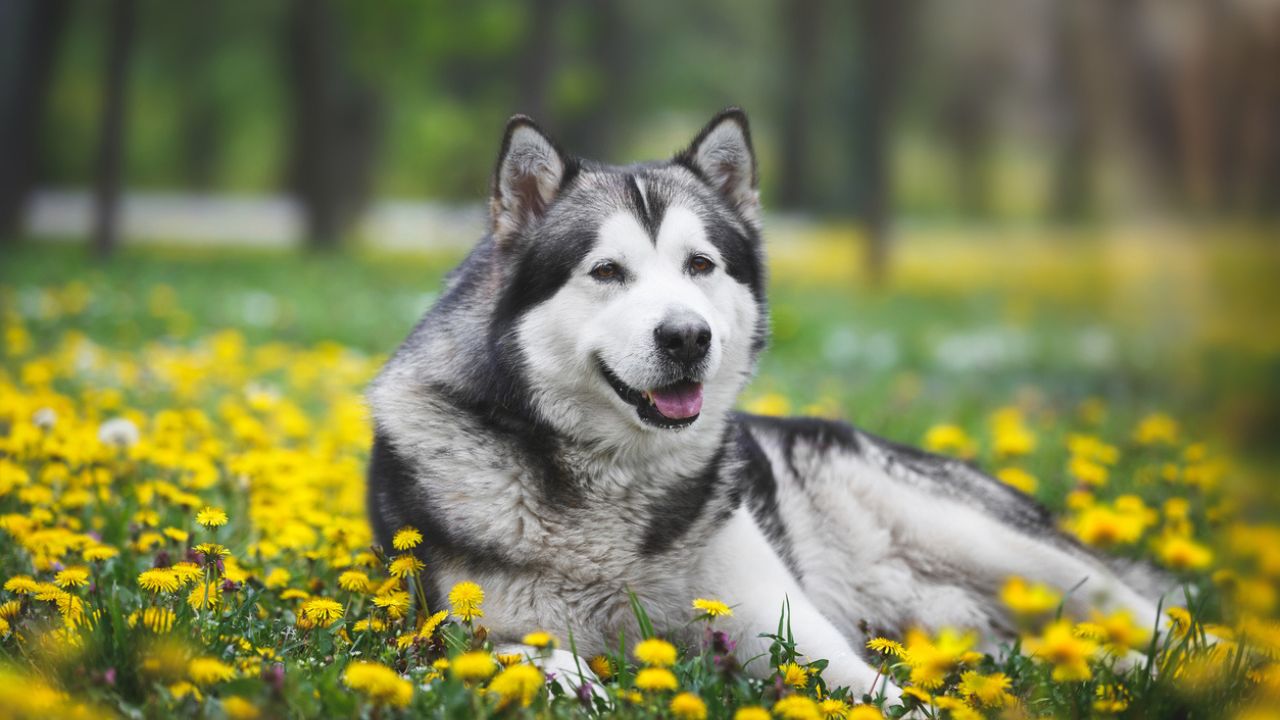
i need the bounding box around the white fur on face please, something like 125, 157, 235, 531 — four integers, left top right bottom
517, 204, 759, 444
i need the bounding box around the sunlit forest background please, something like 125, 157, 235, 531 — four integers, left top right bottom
2, 1, 1280, 718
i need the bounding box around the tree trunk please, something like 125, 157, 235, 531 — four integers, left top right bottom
0, 0, 70, 243
285, 0, 383, 250
518, 0, 561, 122
93, 0, 136, 259
851, 0, 908, 285
777, 0, 821, 209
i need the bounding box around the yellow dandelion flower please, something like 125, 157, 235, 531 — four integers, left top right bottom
170, 562, 203, 586
82, 545, 119, 562
1166, 607, 1193, 637
996, 467, 1038, 495
1000, 576, 1061, 616
300, 597, 344, 628
901, 686, 933, 704
263, 567, 291, 589
1134, 413, 1178, 446
692, 597, 733, 618
388, 554, 424, 579
733, 707, 771, 720
522, 630, 556, 649
1154, 533, 1214, 571
196, 506, 228, 528
138, 568, 181, 593
451, 651, 497, 681
773, 695, 822, 720
139, 607, 176, 633
54, 566, 89, 588
169, 680, 203, 701
194, 543, 229, 559
866, 637, 907, 658
497, 653, 524, 667
635, 637, 678, 667
847, 706, 884, 720
923, 424, 977, 458
4, 575, 39, 594
634, 667, 678, 692
343, 661, 413, 707
588, 655, 614, 680
448, 581, 484, 621
392, 526, 422, 550
417, 609, 449, 639
778, 661, 809, 688
1069, 455, 1109, 487
338, 570, 371, 593
959, 670, 1013, 707
0, 617, 9, 637
819, 697, 850, 718
904, 627, 981, 689
373, 590, 411, 619
1023, 620, 1097, 682
187, 581, 221, 611
670, 692, 707, 719
162, 527, 190, 543
222, 696, 260, 720
488, 663, 544, 707
188, 657, 236, 685
0, 600, 20, 618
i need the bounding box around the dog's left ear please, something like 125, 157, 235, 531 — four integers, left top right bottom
676, 108, 759, 223
490, 115, 573, 243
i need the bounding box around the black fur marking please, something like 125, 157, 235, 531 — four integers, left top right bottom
639, 442, 728, 556
733, 420, 802, 577
367, 431, 536, 608
737, 413, 860, 487
626, 174, 658, 239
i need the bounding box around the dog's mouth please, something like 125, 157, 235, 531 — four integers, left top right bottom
598, 359, 703, 429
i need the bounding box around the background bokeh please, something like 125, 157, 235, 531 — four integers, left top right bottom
2, 2, 1280, 717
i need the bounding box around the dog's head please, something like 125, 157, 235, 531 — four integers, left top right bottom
488, 109, 768, 445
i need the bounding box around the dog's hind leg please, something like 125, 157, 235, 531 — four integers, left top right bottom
697, 507, 902, 705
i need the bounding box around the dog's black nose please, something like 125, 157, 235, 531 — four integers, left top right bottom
655, 313, 712, 365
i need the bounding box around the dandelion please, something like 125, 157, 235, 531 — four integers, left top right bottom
162, 527, 190, 543
4, 576, 39, 594
923, 424, 977, 458
138, 568, 181, 593
996, 467, 1038, 495
373, 590, 411, 619
451, 651, 497, 681
778, 661, 809, 688
670, 692, 708, 719
392, 526, 422, 550
187, 581, 221, 611
82, 545, 119, 562
388, 554, 424, 579
733, 708, 771, 720
1166, 607, 1193, 637
847, 706, 884, 720
865, 638, 903, 660
904, 627, 981, 689
819, 697, 850, 718
448, 581, 484, 621
773, 695, 822, 720
488, 663, 543, 707
300, 597, 344, 628
222, 696, 260, 720
0, 617, 9, 638
588, 655, 613, 680
194, 542, 229, 559
187, 657, 236, 685
337, 570, 371, 593
1154, 533, 1214, 571
959, 671, 1013, 707
196, 506, 228, 528
54, 566, 89, 588
139, 607, 176, 633
1023, 620, 1097, 681
634, 637, 678, 667
1000, 576, 1061, 616
1134, 413, 1179, 445
343, 661, 413, 707
522, 630, 556, 649
634, 667, 678, 692
692, 597, 732, 618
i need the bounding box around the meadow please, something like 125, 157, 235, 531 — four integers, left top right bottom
1, 229, 1278, 719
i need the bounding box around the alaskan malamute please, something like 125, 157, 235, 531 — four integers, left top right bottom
366, 109, 1166, 700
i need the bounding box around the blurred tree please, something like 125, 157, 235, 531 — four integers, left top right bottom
92, 0, 136, 258
0, 0, 70, 243
177, 2, 220, 191
777, 0, 821, 209
285, 0, 383, 249
518, 0, 562, 122
1048, 0, 1098, 223
850, 0, 911, 283
564, 0, 632, 160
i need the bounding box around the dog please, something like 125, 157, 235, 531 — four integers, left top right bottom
365, 108, 1168, 701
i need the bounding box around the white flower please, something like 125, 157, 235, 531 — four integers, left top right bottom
98, 417, 141, 447
32, 407, 57, 429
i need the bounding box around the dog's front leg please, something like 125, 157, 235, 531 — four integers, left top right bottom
697, 507, 900, 704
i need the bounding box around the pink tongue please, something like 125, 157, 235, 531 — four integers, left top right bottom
650, 383, 704, 419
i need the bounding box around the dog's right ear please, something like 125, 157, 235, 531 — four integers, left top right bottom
490, 116, 573, 243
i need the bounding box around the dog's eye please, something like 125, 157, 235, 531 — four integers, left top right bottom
590, 261, 623, 282
687, 254, 715, 276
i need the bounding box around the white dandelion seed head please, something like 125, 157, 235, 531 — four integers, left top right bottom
98, 417, 141, 447
32, 407, 57, 429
